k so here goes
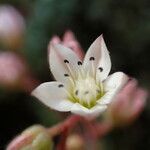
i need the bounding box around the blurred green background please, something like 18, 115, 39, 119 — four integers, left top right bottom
0, 0, 150, 149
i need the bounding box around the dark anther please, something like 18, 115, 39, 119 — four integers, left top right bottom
75, 90, 79, 95
98, 67, 103, 72
89, 57, 95, 61
58, 84, 64, 88
97, 90, 100, 93
64, 74, 69, 77
77, 61, 82, 65
84, 91, 89, 95
64, 59, 69, 63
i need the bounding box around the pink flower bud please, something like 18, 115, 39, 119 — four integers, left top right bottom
49, 30, 84, 60
66, 134, 85, 150
7, 125, 53, 150
106, 79, 148, 127
0, 51, 38, 92
0, 5, 25, 49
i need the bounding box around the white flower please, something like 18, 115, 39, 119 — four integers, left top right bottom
32, 35, 129, 118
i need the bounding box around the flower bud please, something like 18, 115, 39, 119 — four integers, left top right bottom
0, 5, 25, 49
105, 79, 148, 127
0, 51, 38, 92
7, 125, 53, 150
50, 35, 61, 44
50, 30, 84, 60
66, 134, 85, 150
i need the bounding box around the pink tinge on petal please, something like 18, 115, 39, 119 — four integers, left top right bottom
6, 134, 33, 150
64, 41, 84, 60
119, 79, 138, 100
63, 30, 76, 42
111, 79, 138, 110
110, 80, 136, 112
49, 30, 84, 60
48, 36, 61, 53
50, 35, 61, 45
107, 79, 148, 126
63, 30, 84, 59
110, 95, 126, 115
128, 88, 147, 122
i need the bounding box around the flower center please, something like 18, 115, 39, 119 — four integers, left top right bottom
68, 76, 104, 108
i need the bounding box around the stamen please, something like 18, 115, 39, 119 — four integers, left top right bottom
76, 61, 84, 79
89, 57, 95, 61
75, 90, 79, 95
98, 67, 103, 72
64, 60, 76, 80
97, 90, 100, 93
64, 88, 76, 102
88, 57, 96, 77
91, 60, 95, 77
77, 61, 82, 65
71, 75, 103, 109
58, 84, 64, 88
86, 98, 92, 108
68, 77, 75, 86
84, 91, 89, 95
99, 82, 104, 96
64, 59, 69, 63
64, 73, 69, 77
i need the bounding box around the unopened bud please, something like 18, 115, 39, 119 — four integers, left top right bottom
0, 51, 38, 92
105, 79, 148, 127
7, 125, 53, 150
0, 5, 25, 49
66, 134, 85, 150
49, 30, 84, 60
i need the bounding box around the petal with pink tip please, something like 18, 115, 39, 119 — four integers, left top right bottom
32, 82, 74, 112
98, 72, 129, 105
71, 103, 107, 117
50, 35, 61, 44
49, 44, 82, 84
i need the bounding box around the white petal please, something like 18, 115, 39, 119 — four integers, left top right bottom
49, 44, 82, 84
83, 35, 111, 78
31, 82, 74, 112
71, 103, 107, 118
98, 72, 129, 105
96, 35, 111, 82
97, 91, 118, 105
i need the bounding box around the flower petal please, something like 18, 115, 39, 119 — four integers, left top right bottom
31, 82, 74, 112
98, 72, 129, 105
49, 44, 82, 84
83, 35, 111, 79
71, 103, 107, 118
95, 35, 111, 81
98, 91, 119, 105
